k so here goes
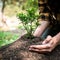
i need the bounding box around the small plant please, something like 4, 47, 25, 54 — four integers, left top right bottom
17, 7, 39, 39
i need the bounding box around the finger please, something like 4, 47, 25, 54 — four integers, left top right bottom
29, 44, 51, 50
49, 40, 54, 45
42, 35, 52, 44
43, 35, 52, 44
29, 48, 51, 53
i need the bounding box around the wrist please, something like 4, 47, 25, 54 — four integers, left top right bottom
54, 32, 60, 45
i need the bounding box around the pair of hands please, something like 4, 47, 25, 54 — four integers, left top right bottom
29, 35, 59, 53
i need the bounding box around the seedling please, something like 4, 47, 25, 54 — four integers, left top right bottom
17, 8, 39, 39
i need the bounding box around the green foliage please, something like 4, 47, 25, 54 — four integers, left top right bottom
27, 0, 38, 8
17, 7, 39, 39
0, 31, 19, 47
22, 0, 38, 10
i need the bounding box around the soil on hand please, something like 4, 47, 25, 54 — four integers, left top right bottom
0, 35, 60, 60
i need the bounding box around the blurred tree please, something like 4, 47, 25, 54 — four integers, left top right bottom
2, 0, 6, 13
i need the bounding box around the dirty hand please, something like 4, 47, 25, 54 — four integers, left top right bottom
29, 35, 59, 53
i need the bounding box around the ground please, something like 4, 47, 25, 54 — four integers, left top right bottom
0, 35, 60, 60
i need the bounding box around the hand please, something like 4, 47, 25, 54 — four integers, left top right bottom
29, 35, 59, 53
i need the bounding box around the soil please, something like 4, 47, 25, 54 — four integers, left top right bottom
0, 35, 60, 60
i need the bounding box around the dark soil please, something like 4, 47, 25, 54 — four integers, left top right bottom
0, 35, 60, 60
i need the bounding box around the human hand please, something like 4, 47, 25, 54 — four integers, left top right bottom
29, 35, 59, 53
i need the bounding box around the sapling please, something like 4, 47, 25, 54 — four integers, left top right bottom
17, 7, 39, 39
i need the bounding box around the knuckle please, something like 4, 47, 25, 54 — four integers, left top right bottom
48, 49, 52, 52
47, 44, 52, 48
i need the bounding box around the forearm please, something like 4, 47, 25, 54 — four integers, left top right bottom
34, 0, 50, 37
54, 32, 60, 44
33, 21, 50, 37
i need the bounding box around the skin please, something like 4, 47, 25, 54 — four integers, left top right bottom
29, 20, 60, 53
33, 20, 50, 37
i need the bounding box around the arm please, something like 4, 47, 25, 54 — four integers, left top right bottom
33, 20, 50, 37
54, 32, 60, 45
33, 0, 50, 37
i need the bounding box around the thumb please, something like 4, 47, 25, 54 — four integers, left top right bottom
42, 35, 52, 44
